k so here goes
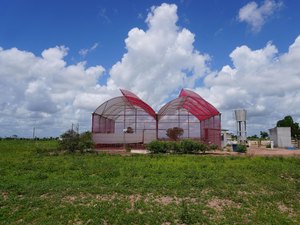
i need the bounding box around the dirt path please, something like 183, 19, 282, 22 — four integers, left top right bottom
246, 146, 300, 156
95, 146, 300, 157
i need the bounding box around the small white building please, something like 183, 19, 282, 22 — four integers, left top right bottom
221, 129, 233, 148
269, 127, 292, 148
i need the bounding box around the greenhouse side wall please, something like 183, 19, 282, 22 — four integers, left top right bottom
200, 114, 221, 148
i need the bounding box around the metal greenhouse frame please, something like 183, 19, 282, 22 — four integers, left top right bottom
92, 89, 221, 148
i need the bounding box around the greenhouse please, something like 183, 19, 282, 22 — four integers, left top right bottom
92, 89, 221, 148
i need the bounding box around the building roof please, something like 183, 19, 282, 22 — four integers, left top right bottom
93, 89, 156, 120
157, 89, 220, 121
94, 89, 220, 122
120, 89, 156, 119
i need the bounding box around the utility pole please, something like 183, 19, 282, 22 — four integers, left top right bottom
76, 123, 79, 133
33, 127, 35, 139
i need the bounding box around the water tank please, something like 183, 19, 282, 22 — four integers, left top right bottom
235, 109, 247, 122
234, 109, 247, 143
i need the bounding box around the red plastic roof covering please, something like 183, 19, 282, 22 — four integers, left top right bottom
158, 89, 220, 121
93, 89, 156, 120
120, 89, 156, 119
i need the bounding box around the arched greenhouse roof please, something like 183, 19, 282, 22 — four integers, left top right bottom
120, 89, 156, 119
93, 89, 219, 122
93, 89, 156, 120
157, 89, 220, 121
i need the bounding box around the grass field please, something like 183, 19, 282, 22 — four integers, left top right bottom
1, 139, 300, 224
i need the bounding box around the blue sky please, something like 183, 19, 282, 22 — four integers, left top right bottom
1, 0, 300, 137
2, 0, 299, 70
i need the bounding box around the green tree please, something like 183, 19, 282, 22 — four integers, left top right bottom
166, 127, 184, 141
59, 130, 95, 153
59, 129, 79, 153
247, 134, 259, 140
277, 115, 300, 139
260, 131, 269, 139
78, 131, 95, 152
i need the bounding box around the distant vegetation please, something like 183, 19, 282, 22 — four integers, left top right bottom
0, 136, 58, 140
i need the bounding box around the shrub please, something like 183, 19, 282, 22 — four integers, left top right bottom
180, 139, 198, 154
179, 139, 211, 154
78, 131, 95, 153
59, 129, 79, 153
209, 144, 219, 151
236, 144, 247, 153
147, 139, 214, 154
146, 140, 168, 154
58, 130, 94, 153
166, 141, 181, 153
197, 142, 210, 154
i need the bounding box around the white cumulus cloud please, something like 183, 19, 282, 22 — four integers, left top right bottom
108, 3, 210, 109
238, 0, 283, 32
0, 46, 108, 137
195, 36, 300, 134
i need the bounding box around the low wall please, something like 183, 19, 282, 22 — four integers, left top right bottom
248, 140, 271, 147
249, 140, 299, 148
93, 130, 156, 144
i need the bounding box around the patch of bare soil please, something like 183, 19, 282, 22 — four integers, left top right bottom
277, 202, 295, 217
2, 191, 9, 200
127, 194, 142, 211
59, 192, 201, 209
62, 195, 77, 203
154, 196, 177, 205
60, 193, 118, 204
207, 198, 240, 212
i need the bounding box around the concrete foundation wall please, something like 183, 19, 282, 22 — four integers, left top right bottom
269, 127, 292, 148
93, 130, 156, 144
248, 140, 271, 147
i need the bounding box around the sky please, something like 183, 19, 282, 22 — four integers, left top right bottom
1, 0, 300, 137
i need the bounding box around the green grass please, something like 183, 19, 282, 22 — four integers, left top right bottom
1, 139, 300, 224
